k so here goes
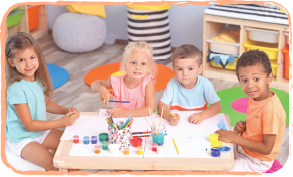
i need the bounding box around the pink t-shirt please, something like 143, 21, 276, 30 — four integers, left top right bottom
111, 74, 155, 110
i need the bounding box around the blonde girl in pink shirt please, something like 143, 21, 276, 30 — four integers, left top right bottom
91, 41, 157, 117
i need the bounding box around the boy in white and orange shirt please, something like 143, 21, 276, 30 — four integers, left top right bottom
216, 50, 286, 172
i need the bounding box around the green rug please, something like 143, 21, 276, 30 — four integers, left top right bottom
217, 86, 289, 126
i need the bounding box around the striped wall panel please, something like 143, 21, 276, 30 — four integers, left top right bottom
127, 8, 172, 60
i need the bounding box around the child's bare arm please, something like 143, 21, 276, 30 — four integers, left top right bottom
157, 101, 180, 126
189, 101, 221, 124
91, 78, 113, 106
14, 104, 78, 131
216, 129, 276, 155
45, 96, 80, 118
200, 101, 221, 120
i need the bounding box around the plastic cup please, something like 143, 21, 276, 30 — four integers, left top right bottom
109, 144, 120, 154
151, 124, 165, 145
137, 146, 143, 155
102, 141, 108, 150
211, 147, 221, 157
83, 136, 89, 145
157, 146, 163, 155
152, 143, 158, 151
99, 133, 108, 142
91, 136, 97, 144
209, 133, 219, 143
94, 145, 101, 154
132, 137, 142, 147
123, 146, 129, 155
73, 135, 79, 144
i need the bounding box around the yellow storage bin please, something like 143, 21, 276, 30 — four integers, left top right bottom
211, 58, 238, 70
243, 40, 279, 59
271, 62, 277, 77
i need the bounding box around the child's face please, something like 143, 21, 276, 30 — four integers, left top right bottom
173, 58, 203, 89
124, 49, 151, 79
8, 47, 39, 82
238, 63, 273, 101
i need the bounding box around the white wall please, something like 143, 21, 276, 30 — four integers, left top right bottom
47, 4, 209, 50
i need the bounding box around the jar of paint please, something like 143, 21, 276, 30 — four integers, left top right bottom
152, 143, 158, 151
209, 133, 219, 143
91, 136, 97, 144
109, 144, 120, 154
137, 146, 143, 155
151, 124, 165, 145
157, 146, 163, 155
101, 141, 108, 150
211, 147, 221, 157
123, 146, 130, 155
73, 135, 79, 144
94, 145, 101, 154
99, 133, 108, 142
211, 141, 222, 148
83, 136, 89, 145
132, 137, 142, 147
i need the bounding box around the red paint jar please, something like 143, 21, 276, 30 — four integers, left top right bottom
132, 137, 142, 147
152, 143, 158, 151
73, 135, 79, 144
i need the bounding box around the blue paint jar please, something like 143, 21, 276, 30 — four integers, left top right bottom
211, 147, 221, 157
91, 136, 97, 144
83, 136, 89, 145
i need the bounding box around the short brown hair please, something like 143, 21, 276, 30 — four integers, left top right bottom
172, 44, 202, 65
236, 50, 272, 79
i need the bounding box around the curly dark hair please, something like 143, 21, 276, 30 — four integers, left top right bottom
236, 50, 272, 78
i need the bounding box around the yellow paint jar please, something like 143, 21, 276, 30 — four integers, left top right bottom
124, 146, 129, 155
211, 142, 222, 148
209, 133, 219, 143
137, 146, 143, 155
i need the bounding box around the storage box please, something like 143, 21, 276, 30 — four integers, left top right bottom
245, 27, 279, 43
281, 45, 289, 78
27, 5, 40, 31
206, 26, 240, 55
284, 32, 289, 45
7, 9, 25, 27
243, 40, 279, 59
211, 58, 238, 70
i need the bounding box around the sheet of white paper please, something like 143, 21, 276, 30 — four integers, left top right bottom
69, 138, 147, 157
144, 136, 216, 158
65, 111, 228, 158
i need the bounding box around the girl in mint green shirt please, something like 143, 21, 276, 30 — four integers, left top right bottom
5, 32, 80, 171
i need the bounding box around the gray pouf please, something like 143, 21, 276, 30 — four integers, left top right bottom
53, 12, 107, 53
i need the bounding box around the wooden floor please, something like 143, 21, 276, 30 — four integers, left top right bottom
38, 33, 288, 167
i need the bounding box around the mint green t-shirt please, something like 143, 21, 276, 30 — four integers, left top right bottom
6, 79, 46, 143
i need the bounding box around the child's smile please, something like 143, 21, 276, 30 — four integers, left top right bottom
238, 63, 273, 101
125, 49, 150, 79
8, 47, 39, 82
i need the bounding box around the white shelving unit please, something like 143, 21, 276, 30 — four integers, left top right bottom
202, 14, 289, 92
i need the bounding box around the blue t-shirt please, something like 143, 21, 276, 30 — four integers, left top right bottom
6, 79, 46, 143
160, 75, 220, 110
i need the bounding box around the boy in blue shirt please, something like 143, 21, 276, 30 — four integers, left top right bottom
157, 44, 221, 126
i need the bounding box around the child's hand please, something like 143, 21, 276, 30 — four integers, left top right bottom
60, 111, 79, 127
65, 107, 80, 118
100, 87, 113, 107
234, 121, 246, 134
107, 103, 124, 118
169, 113, 180, 126
188, 113, 204, 124
215, 129, 238, 143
